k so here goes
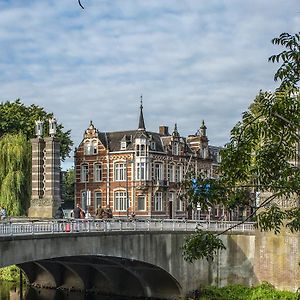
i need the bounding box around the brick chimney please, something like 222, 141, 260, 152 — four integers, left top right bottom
159, 126, 169, 136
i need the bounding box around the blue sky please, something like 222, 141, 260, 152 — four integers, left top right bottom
0, 1, 299, 169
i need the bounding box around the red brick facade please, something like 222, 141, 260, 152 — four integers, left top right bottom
74, 104, 220, 219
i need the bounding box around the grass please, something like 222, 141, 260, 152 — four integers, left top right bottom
199, 283, 300, 300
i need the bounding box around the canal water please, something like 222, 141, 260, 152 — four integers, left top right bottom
0, 281, 141, 300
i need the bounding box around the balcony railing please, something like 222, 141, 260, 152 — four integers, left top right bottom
0, 219, 254, 237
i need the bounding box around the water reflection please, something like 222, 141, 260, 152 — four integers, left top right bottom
0, 281, 143, 300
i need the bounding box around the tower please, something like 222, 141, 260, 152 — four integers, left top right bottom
28, 118, 61, 218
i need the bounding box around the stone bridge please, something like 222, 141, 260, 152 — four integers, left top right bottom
0, 219, 257, 298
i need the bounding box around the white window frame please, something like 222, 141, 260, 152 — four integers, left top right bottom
136, 162, 146, 181
154, 192, 163, 211
81, 164, 88, 182
175, 164, 182, 182
84, 139, 98, 155
154, 162, 163, 180
94, 163, 102, 182
114, 191, 128, 212
94, 191, 102, 209
121, 141, 127, 150
114, 162, 126, 181
167, 164, 174, 182
176, 197, 183, 211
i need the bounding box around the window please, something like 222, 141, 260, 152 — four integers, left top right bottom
151, 141, 156, 150
81, 164, 88, 182
94, 191, 102, 209
114, 191, 127, 211
94, 163, 102, 182
140, 144, 146, 156
136, 138, 146, 157
175, 165, 182, 182
169, 192, 175, 202
176, 197, 183, 211
154, 162, 163, 180
167, 164, 174, 182
84, 140, 98, 155
81, 190, 91, 211
137, 195, 146, 211
154, 192, 163, 211
121, 141, 127, 150
114, 163, 126, 181
172, 142, 179, 155
136, 162, 146, 180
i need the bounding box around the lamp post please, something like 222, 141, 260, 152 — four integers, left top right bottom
208, 207, 211, 224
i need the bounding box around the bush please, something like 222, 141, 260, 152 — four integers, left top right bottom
0, 266, 21, 282
199, 283, 299, 300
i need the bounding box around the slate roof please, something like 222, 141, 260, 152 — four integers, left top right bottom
98, 130, 165, 152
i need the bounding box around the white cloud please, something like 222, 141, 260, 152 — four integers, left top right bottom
0, 0, 299, 169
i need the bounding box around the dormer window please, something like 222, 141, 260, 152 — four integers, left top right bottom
121, 141, 127, 150
151, 141, 156, 150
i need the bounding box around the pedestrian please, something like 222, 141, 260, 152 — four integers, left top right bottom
103, 205, 112, 219
95, 205, 104, 219
129, 211, 136, 221
73, 203, 82, 219
54, 206, 64, 219
85, 207, 92, 219
0, 206, 7, 221
80, 209, 86, 219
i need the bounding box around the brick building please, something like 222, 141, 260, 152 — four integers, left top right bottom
74, 101, 221, 219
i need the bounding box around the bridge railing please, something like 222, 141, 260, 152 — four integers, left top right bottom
0, 219, 254, 237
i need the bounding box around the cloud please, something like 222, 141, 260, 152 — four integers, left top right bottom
0, 0, 299, 169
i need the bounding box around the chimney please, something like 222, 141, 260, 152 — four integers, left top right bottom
159, 126, 169, 136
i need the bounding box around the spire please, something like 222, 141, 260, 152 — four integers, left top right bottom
138, 95, 146, 131
172, 123, 180, 138
200, 120, 207, 136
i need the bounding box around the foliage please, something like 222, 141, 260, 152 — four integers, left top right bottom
269, 32, 300, 89
61, 167, 75, 203
0, 266, 23, 282
0, 99, 73, 160
182, 32, 300, 262
0, 133, 31, 215
182, 229, 226, 262
198, 283, 299, 300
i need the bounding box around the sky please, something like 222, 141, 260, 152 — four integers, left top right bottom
0, 0, 299, 169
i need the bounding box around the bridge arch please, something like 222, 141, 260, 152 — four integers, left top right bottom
18, 255, 181, 298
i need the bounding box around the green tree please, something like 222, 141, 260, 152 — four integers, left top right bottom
0, 99, 74, 216
0, 99, 73, 160
61, 167, 75, 204
0, 133, 31, 215
182, 32, 300, 262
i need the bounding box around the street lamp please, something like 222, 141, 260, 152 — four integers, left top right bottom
208, 207, 211, 224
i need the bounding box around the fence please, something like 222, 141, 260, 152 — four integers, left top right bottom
0, 218, 254, 237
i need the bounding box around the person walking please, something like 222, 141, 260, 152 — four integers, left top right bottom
0, 206, 7, 221
73, 203, 82, 219
54, 206, 64, 219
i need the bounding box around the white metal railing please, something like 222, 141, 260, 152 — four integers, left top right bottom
0, 219, 254, 237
